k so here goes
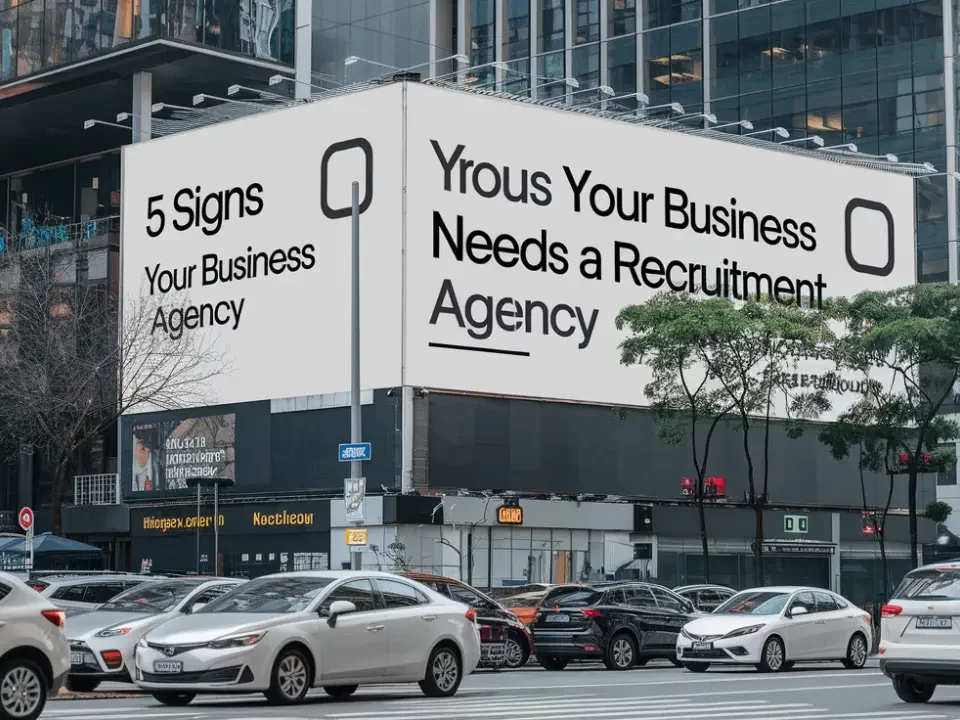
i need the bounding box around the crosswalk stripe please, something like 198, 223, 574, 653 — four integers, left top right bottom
327, 702, 814, 719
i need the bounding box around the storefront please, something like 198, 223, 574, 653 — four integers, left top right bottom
130, 499, 331, 578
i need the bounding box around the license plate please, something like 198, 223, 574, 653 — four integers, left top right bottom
916, 616, 952, 629
70, 653, 84, 665
547, 614, 570, 623
152, 661, 182, 674
692, 641, 713, 650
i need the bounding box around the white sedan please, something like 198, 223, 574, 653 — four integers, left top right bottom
133, 570, 481, 707
676, 586, 872, 672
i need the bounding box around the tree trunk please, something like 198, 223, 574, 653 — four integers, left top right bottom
696, 490, 710, 583
908, 469, 919, 568
466, 530, 473, 586
51, 459, 70, 536
879, 531, 889, 599
755, 502, 765, 585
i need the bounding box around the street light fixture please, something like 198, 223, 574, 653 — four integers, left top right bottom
541, 84, 615, 106
713, 120, 754, 131
227, 84, 290, 102
821, 143, 858, 153
779, 135, 825, 147
745, 126, 789, 139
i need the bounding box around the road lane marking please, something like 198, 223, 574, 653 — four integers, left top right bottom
328, 702, 814, 719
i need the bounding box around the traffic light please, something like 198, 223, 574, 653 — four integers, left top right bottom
861, 512, 874, 535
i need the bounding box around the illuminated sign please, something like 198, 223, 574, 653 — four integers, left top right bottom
497, 505, 524, 525
346, 528, 369, 546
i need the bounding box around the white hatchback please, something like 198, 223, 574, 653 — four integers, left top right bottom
880, 561, 960, 703
134, 570, 481, 707
0, 571, 70, 720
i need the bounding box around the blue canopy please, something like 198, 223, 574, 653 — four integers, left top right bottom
0, 533, 102, 555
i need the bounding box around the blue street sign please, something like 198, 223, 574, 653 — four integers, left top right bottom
339, 443, 372, 462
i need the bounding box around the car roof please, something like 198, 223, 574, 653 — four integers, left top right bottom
912, 560, 960, 573
45, 574, 154, 586
674, 584, 735, 592
735, 586, 833, 593
258, 570, 416, 581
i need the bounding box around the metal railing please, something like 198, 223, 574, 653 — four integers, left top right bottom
73, 473, 121, 505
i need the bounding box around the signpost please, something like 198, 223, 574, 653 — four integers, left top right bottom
339, 443, 372, 462
345, 528, 368, 546
784, 514, 809, 534
347, 180, 365, 571
18, 507, 33, 571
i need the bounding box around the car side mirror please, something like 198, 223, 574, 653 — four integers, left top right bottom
325, 600, 357, 627
187, 603, 206, 614
789, 606, 808, 618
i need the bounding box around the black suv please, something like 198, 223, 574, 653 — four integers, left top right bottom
532, 582, 698, 670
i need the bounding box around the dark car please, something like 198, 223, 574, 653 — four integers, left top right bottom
674, 584, 737, 612
403, 572, 536, 669
532, 582, 698, 670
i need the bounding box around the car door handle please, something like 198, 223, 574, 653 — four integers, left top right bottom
421, 614, 437, 621
366, 625, 384, 632
815, 620, 826, 625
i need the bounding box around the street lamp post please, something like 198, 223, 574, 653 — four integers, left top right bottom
350, 181, 363, 572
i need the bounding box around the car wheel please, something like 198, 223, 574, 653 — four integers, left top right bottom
505, 632, 530, 669
66, 677, 101, 693
324, 685, 358, 699
537, 656, 569, 670
757, 637, 786, 673
683, 663, 709, 673
604, 633, 637, 671
265, 647, 311, 705
151, 692, 195, 707
841, 633, 868, 670
0, 657, 46, 720
419, 643, 463, 698
893, 675, 936, 703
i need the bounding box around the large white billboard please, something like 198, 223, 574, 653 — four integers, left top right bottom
121, 84, 405, 408
403, 83, 916, 416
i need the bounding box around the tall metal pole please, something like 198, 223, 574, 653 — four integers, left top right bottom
350, 181, 363, 572
196, 485, 201, 574
214, 483, 220, 576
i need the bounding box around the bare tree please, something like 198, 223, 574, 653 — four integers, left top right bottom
0, 244, 230, 534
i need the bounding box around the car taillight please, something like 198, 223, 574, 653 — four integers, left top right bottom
582, 608, 603, 618
864, 614, 872, 625
41, 609, 65, 628
31, 585, 45, 592
881, 604, 903, 618
466, 609, 477, 622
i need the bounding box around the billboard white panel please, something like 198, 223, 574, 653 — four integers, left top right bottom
403, 83, 916, 417
121, 84, 404, 408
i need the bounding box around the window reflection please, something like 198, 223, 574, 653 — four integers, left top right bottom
575, 0, 598, 44
538, 50, 565, 98
608, 0, 635, 36
539, 0, 563, 54
572, 42, 599, 92
607, 35, 636, 106
471, 0, 495, 83
504, 0, 529, 92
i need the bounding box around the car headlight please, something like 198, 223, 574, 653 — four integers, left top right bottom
722, 624, 765, 639
95, 627, 132, 638
208, 632, 266, 649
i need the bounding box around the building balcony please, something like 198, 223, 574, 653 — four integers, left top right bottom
74, 473, 121, 505
0, 0, 294, 90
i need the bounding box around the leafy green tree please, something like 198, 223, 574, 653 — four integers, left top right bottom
697, 298, 834, 584
924, 500, 953, 524
618, 294, 833, 585
831, 284, 960, 566
616, 294, 736, 583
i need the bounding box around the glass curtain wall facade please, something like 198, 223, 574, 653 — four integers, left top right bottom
446, 0, 953, 282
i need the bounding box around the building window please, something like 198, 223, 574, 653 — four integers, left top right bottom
938, 444, 957, 486
471, 0, 496, 84
539, 0, 564, 54
607, 0, 635, 37
575, 0, 599, 44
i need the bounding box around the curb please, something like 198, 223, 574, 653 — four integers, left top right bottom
53, 691, 145, 701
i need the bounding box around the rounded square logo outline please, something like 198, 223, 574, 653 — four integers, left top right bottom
844, 198, 894, 277
320, 138, 373, 219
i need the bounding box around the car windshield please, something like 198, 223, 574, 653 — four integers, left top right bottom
715, 591, 790, 615
892, 570, 960, 600
99, 580, 202, 613
200, 577, 335, 613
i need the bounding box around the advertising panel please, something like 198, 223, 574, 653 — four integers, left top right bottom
403, 83, 916, 418
131, 413, 236, 492
120, 83, 405, 410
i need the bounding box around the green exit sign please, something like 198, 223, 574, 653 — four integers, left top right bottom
784, 515, 809, 534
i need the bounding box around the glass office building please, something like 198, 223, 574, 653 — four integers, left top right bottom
315, 0, 952, 283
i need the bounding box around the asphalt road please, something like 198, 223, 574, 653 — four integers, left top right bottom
41, 661, 960, 720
